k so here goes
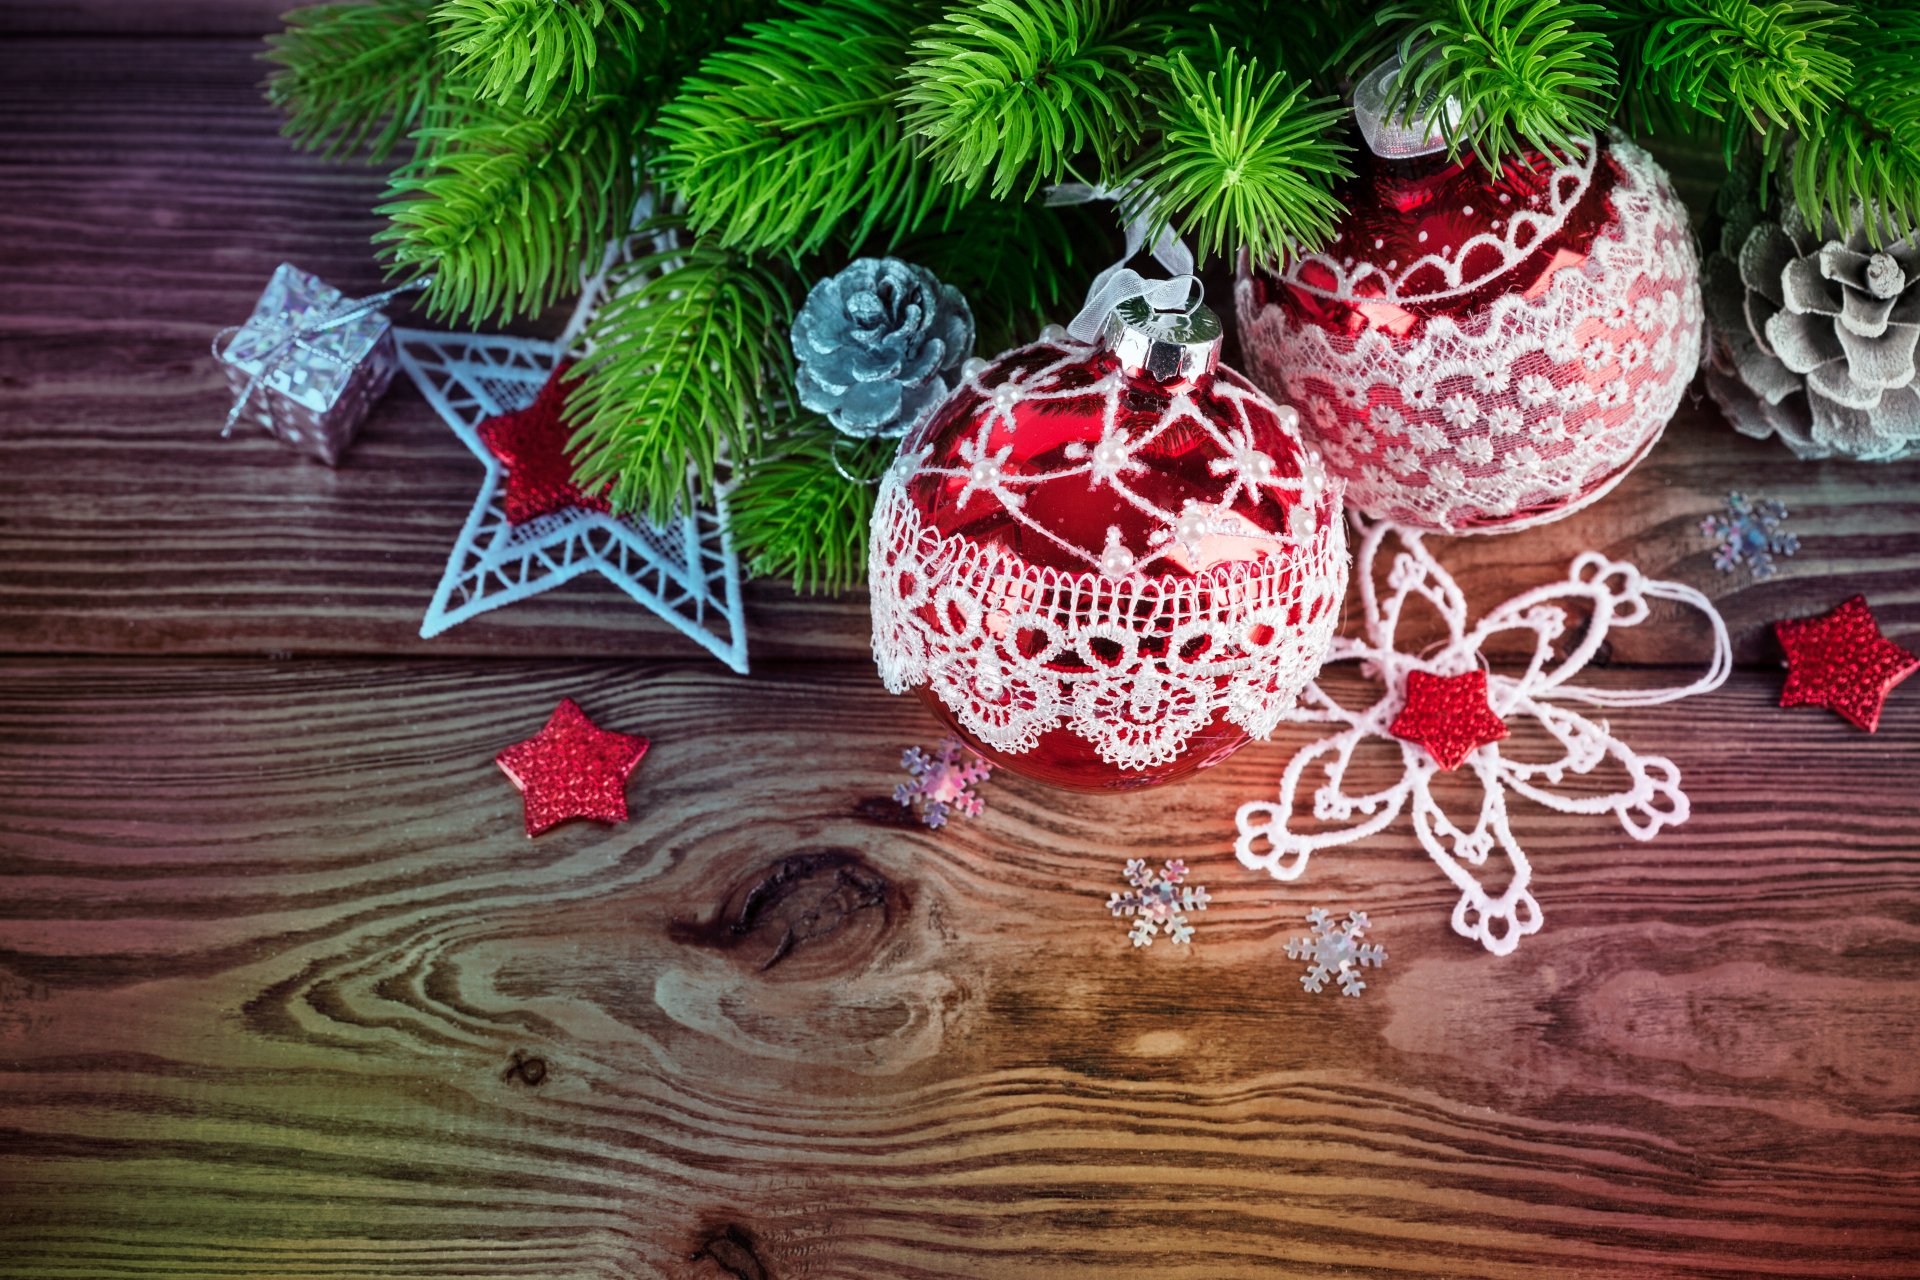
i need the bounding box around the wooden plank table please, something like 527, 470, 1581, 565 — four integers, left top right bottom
2, 12, 1918, 1279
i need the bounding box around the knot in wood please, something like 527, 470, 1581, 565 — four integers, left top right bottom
672, 849, 898, 978
502, 1050, 547, 1086
689, 1223, 769, 1280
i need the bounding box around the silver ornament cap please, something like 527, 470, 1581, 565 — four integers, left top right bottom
1352, 54, 1463, 160
1102, 289, 1222, 385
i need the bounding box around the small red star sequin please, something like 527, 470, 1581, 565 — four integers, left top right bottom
475, 362, 612, 525
1774, 595, 1919, 733
495, 698, 649, 837
1388, 669, 1510, 770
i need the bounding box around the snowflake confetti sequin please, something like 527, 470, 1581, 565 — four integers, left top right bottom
1701, 492, 1799, 578
1286, 909, 1386, 997
1235, 519, 1731, 955
895, 737, 992, 829
1108, 859, 1211, 947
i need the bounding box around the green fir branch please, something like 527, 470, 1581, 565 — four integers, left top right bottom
1119, 46, 1353, 268
1146, 1, 1354, 90
1355, 0, 1618, 166
374, 92, 640, 322
434, 0, 655, 110
728, 425, 888, 594
265, 0, 442, 162
1608, 0, 1853, 144
654, 0, 952, 256
901, 0, 1147, 197
567, 236, 803, 524
1789, 0, 1920, 242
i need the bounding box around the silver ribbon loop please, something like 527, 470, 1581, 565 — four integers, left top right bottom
1352, 54, 1464, 160
213, 276, 429, 437
1045, 181, 1197, 279
1046, 182, 1202, 346
1066, 267, 1203, 346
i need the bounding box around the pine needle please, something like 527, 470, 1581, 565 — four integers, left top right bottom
374, 92, 639, 323
653, 0, 953, 256
1146, 1, 1349, 88
896, 197, 1106, 350
1355, 0, 1618, 167
434, 0, 656, 110
1789, 0, 1920, 243
566, 235, 801, 524
1120, 45, 1353, 268
1610, 0, 1854, 140
901, 0, 1146, 197
265, 0, 442, 162
728, 425, 889, 594
260, 0, 1920, 542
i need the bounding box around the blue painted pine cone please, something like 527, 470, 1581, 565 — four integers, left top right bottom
792, 258, 974, 439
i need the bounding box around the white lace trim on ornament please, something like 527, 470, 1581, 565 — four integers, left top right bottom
871, 482, 1349, 768
1234, 518, 1730, 956
1283, 139, 1602, 306
1237, 134, 1704, 533
869, 333, 1349, 769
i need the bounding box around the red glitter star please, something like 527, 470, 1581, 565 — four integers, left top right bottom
495, 698, 649, 837
476, 362, 612, 525
1774, 595, 1919, 733
1388, 669, 1510, 770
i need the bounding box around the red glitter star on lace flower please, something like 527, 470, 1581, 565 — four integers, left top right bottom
1388, 669, 1510, 771
476, 361, 612, 525
495, 698, 649, 837
1774, 595, 1918, 733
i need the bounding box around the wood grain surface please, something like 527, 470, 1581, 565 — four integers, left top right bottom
3, 658, 1918, 1278
1, 20, 1918, 1280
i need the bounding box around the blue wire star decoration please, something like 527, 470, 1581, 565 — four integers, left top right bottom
394, 328, 749, 672
1701, 492, 1799, 580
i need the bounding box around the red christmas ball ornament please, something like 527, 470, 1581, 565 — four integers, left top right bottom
1235, 63, 1703, 534
868, 287, 1350, 791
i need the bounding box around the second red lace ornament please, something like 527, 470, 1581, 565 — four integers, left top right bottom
868, 281, 1349, 791
1236, 59, 1704, 534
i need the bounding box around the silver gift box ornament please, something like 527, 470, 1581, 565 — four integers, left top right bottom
216, 263, 400, 465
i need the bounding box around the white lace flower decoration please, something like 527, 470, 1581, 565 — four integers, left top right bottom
1234, 520, 1731, 956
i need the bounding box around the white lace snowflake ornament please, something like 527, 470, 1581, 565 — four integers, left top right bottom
1109, 859, 1211, 947
1235, 519, 1731, 956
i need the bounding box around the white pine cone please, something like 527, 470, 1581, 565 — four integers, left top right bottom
1703, 175, 1920, 461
